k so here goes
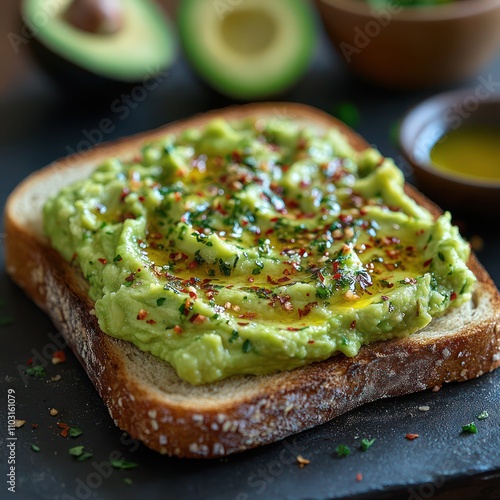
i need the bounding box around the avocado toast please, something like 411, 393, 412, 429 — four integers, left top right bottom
5, 103, 500, 457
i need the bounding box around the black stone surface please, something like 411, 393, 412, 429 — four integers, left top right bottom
1, 32, 499, 500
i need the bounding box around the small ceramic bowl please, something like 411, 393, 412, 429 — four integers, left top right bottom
399, 89, 500, 215
316, 0, 500, 89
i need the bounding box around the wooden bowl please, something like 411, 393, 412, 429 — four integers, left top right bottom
316, 0, 500, 89
398, 89, 500, 216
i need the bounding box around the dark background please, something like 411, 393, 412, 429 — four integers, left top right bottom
1, 1, 500, 499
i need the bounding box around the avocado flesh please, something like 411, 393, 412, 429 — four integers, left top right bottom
22, 0, 175, 83
178, 0, 316, 99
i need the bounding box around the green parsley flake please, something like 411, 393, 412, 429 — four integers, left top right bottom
31, 444, 40, 452
69, 427, 83, 438
111, 459, 139, 470
360, 438, 376, 451
242, 339, 251, 353
0, 317, 14, 327
477, 411, 489, 420
335, 444, 351, 457
462, 423, 478, 434
26, 366, 46, 379
69, 445, 92, 461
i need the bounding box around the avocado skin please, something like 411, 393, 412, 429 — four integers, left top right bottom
28, 34, 155, 98
19, 0, 176, 99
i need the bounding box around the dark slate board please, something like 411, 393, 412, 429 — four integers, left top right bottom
1, 33, 499, 500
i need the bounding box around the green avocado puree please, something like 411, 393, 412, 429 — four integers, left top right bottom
43, 117, 475, 384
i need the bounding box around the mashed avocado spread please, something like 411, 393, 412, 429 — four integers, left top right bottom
44, 117, 476, 384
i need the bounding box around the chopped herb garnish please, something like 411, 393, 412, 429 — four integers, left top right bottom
360, 438, 375, 451
31, 444, 40, 452
462, 423, 478, 434
69, 445, 93, 461
438, 252, 445, 262
316, 287, 331, 300
113, 254, 123, 262
25, 366, 46, 379
242, 339, 251, 353
229, 330, 239, 343
477, 411, 489, 420
219, 259, 232, 277
335, 444, 351, 457
0, 316, 14, 326
156, 298, 167, 306
111, 459, 139, 470
69, 427, 83, 438
333, 102, 359, 129
124, 478, 133, 485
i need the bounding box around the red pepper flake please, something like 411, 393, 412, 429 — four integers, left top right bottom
317, 271, 325, 284
267, 275, 279, 285
265, 228, 274, 236
137, 309, 148, 320
189, 314, 207, 325
403, 277, 418, 285
278, 277, 291, 283
138, 196, 145, 203
174, 192, 182, 202
27, 358, 33, 365
333, 273, 342, 280
450, 291, 457, 301
287, 327, 300, 331
350, 320, 356, 329
146, 319, 156, 325
239, 312, 257, 320
423, 259, 432, 267
405, 433, 420, 440
247, 276, 255, 283
356, 473, 363, 482
237, 322, 249, 326
173, 325, 183, 334
51, 351, 66, 365
125, 272, 136, 282
32, 423, 38, 429
57, 422, 70, 438
307, 340, 315, 344
98, 258, 108, 265
71, 253, 78, 263
169, 252, 188, 261
120, 187, 130, 201
187, 261, 198, 270
298, 302, 317, 319
381, 295, 389, 301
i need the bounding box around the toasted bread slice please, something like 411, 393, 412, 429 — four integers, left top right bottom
5, 103, 500, 458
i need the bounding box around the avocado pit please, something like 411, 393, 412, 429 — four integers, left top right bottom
65, 0, 124, 35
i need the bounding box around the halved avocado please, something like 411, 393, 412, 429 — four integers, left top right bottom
178, 0, 317, 100
22, 0, 175, 89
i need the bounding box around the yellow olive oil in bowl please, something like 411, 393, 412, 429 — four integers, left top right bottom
430, 125, 500, 183
399, 89, 500, 216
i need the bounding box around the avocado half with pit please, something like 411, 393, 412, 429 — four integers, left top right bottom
178, 0, 317, 100
21, 0, 175, 90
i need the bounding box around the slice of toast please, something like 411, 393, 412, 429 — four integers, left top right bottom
5, 103, 500, 458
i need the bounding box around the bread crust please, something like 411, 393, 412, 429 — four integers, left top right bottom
5, 103, 500, 458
